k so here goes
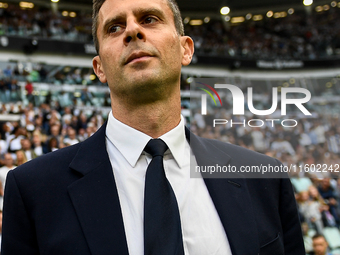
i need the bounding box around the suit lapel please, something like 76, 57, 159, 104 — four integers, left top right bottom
187, 128, 260, 255
67, 123, 129, 255
66, 123, 259, 255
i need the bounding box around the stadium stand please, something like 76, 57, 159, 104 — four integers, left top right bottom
1, 2, 340, 60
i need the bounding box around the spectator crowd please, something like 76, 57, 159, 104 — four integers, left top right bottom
186, 8, 340, 60
0, 3, 92, 42
191, 101, 340, 253
0, 66, 21, 103
1, 3, 340, 60
0, 102, 104, 205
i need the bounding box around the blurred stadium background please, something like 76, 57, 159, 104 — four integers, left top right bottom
0, 0, 340, 253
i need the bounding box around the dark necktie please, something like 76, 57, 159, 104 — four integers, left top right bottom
144, 139, 185, 255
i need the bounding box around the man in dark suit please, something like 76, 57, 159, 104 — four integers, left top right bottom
1, 0, 305, 254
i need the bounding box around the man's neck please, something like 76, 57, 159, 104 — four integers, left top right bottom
111, 94, 181, 138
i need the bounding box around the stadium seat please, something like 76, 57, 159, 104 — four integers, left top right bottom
323, 227, 340, 250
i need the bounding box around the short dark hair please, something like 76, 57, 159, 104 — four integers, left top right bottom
312, 234, 326, 240
92, 0, 184, 54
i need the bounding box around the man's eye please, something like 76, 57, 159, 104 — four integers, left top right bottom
144, 17, 157, 24
108, 25, 122, 34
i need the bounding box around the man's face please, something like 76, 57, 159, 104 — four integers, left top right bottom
321, 178, 330, 189
93, 0, 193, 104
313, 237, 328, 255
21, 139, 31, 150
68, 129, 76, 139
51, 125, 60, 136
4, 154, 13, 167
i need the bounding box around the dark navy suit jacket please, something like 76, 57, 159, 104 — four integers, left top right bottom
1, 123, 305, 255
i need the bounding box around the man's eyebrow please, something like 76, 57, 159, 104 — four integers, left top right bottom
132, 7, 165, 19
102, 7, 166, 33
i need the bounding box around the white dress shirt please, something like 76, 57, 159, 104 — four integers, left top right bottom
105, 112, 232, 255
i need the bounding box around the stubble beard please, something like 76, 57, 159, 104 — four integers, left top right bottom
110, 63, 181, 107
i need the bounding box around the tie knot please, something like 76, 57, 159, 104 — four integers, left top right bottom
144, 139, 168, 158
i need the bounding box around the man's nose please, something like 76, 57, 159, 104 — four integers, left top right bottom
124, 19, 146, 45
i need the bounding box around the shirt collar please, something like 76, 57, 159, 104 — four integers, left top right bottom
106, 112, 187, 168
159, 115, 187, 168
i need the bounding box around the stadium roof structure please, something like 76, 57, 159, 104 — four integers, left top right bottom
6, 0, 332, 16
50, 0, 331, 14
178, 0, 318, 13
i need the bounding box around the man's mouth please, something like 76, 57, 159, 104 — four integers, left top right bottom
125, 52, 153, 65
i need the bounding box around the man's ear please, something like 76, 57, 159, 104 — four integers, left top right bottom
181, 36, 194, 66
92, 56, 107, 83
